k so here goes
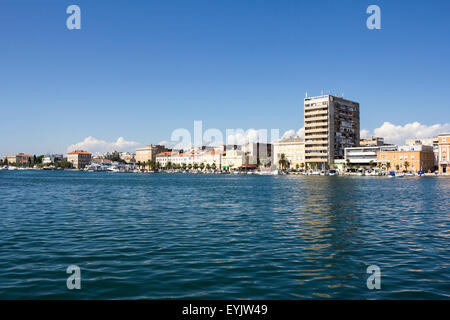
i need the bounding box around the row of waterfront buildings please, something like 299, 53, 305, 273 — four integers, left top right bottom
3, 94, 450, 174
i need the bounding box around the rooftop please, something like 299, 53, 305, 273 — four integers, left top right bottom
67, 150, 91, 155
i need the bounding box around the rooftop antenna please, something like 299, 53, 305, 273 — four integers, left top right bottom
305, 92, 308, 98
321, 89, 324, 95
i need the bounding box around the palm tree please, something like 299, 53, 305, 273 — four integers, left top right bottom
206, 163, 211, 170
278, 153, 288, 170
211, 163, 216, 170
200, 163, 205, 170
182, 163, 187, 170
369, 160, 374, 170
193, 163, 198, 170
386, 162, 391, 171
404, 161, 410, 172
395, 164, 400, 171
188, 164, 192, 170
377, 162, 382, 171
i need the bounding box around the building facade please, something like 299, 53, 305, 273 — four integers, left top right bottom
273, 137, 305, 169
67, 150, 92, 169
405, 137, 439, 168
135, 144, 169, 164
360, 137, 385, 147
156, 149, 223, 168
438, 133, 450, 174
377, 145, 435, 173
5, 153, 34, 165
241, 142, 273, 167
42, 154, 64, 164
344, 145, 397, 168
304, 94, 360, 169
222, 149, 246, 169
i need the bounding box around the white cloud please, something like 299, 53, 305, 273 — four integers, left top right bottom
227, 129, 266, 145
296, 127, 305, 138
360, 129, 371, 139
281, 129, 296, 140
278, 127, 305, 141
67, 136, 144, 154
362, 122, 450, 145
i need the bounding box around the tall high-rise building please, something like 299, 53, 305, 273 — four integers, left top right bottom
304, 94, 360, 169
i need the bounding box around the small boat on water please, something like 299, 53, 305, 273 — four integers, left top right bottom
254, 169, 280, 175
329, 170, 339, 176
395, 172, 405, 178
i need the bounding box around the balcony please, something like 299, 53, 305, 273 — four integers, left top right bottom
306, 146, 328, 151
305, 134, 328, 139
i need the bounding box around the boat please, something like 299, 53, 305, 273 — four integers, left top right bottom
395, 172, 405, 178
255, 169, 272, 175
85, 163, 108, 172
406, 172, 415, 176
329, 170, 339, 176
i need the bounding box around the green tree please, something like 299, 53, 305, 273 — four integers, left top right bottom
386, 162, 391, 171
200, 163, 205, 170
206, 163, 211, 170
404, 161, 410, 172
188, 164, 192, 170
193, 163, 199, 170
211, 163, 216, 170
278, 153, 288, 170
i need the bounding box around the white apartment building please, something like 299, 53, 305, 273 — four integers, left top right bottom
304, 94, 360, 169
156, 149, 223, 168
344, 145, 397, 167
222, 149, 247, 169
42, 154, 64, 164
273, 137, 305, 169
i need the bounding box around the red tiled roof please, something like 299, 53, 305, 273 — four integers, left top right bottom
68, 150, 91, 155
16, 153, 33, 158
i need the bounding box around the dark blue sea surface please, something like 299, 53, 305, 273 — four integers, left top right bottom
0, 171, 449, 299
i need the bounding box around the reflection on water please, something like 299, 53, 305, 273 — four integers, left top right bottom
0, 171, 449, 299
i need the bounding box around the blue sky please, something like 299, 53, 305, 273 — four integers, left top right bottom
1, 0, 449, 155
